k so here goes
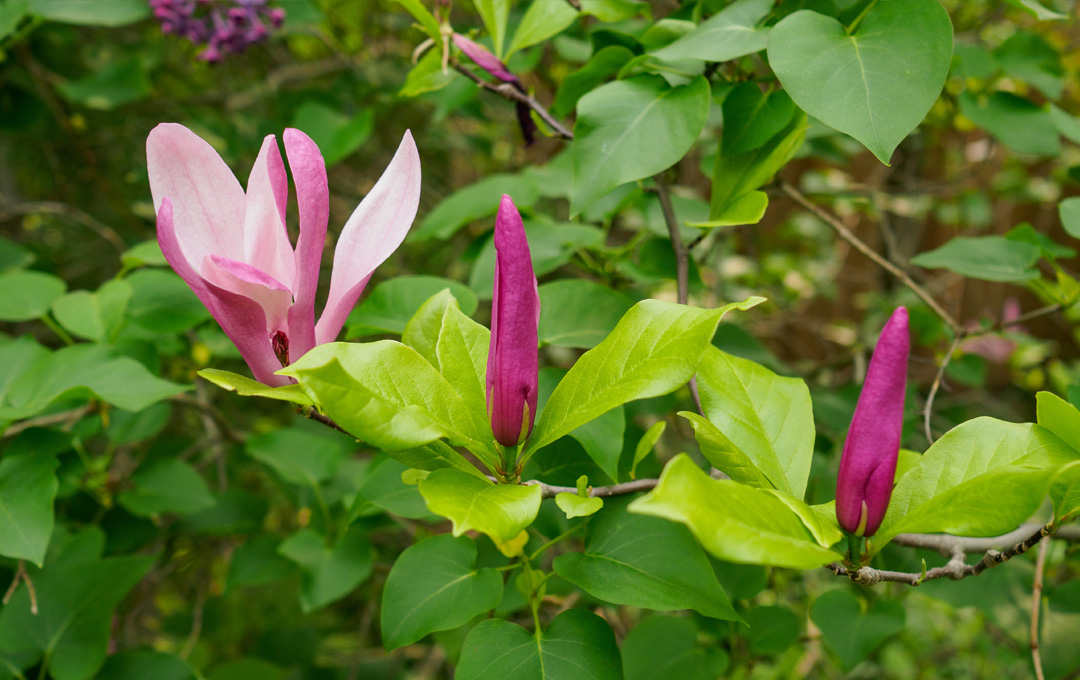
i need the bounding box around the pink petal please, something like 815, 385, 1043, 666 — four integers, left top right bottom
283, 128, 328, 361
244, 135, 296, 290
452, 34, 518, 84
201, 254, 293, 335
147, 123, 246, 268
315, 130, 421, 345
157, 199, 288, 386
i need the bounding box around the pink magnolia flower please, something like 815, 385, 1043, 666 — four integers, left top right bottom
835, 307, 910, 537
486, 195, 540, 447
147, 123, 420, 386
452, 34, 518, 84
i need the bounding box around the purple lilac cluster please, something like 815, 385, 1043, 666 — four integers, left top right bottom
149, 0, 285, 62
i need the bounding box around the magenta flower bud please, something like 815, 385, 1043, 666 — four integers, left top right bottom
486, 195, 540, 448
452, 34, 518, 84
835, 307, 910, 537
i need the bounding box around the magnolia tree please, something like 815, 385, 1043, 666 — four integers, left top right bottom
1, 0, 1080, 678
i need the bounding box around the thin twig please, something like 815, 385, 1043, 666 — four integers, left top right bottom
304, 408, 353, 436
179, 586, 206, 659
923, 334, 963, 444
780, 182, 961, 334
452, 63, 575, 140
1031, 536, 1050, 680
3, 561, 37, 615
827, 523, 1053, 586
563, 0, 582, 9
2, 405, 93, 439
965, 303, 1063, 339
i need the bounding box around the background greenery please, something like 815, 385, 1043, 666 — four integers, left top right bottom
2, 0, 1080, 677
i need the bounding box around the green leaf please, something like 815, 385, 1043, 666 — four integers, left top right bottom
50, 279, 132, 343
874, 418, 1078, 550
120, 240, 167, 269
910, 236, 1041, 283
0, 553, 154, 680
995, 31, 1063, 99
507, 0, 578, 57
0, 270, 65, 321
693, 347, 814, 498
555, 492, 603, 518
391, 0, 441, 41
456, 609, 622, 680
721, 83, 798, 157
629, 454, 842, 569
572, 74, 711, 214
349, 455, 432, 520
957, 91, 1060, 157
247, 422, 352, 488
525, 297, 763, 455
709, 109, 805, 224
433, 299, 492, 439
380, 535, 503, 650
126, 269, 211, 332
117, 459, 215, 517
197, 369, 314, 406
0, 453, 57, 566
682, 412, 772, 489
56, 57, 150, 110
767, 0, 953, 164
400, 48, 457, 97
476, 0, 510, 56
98, 652, 197, 680
278, 526, 374, 612
418, 469, 542, 542
226, 536, 296, 590
279, 341, 496, 461
27, 0, 149, 26
1059, 197, 1080, 239
554, 497, 741, 620
622, 616, 727, 680
552, 46, 635, 118
0, 236, 33, 273
810, 589, 906, 671
742, 605, 802, 656
538, 279, 636, 349
0, 344, 189, 420
631, 420, 666, 479
1053, 105, 1080, 145
346, 276, 478, 338
290, 102, 374, 166
1005, 0, 1068, 19
207, 660, 286, 680
411, 174, 540, 241
650, 0, 771, 63
1036, 392, 1080, 521
0, 1, 28, 40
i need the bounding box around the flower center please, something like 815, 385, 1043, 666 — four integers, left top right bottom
272, 331, 289, 367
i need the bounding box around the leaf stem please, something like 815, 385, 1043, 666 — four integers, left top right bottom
845, 0, 878, 35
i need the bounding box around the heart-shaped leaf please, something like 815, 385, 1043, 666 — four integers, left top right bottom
456, 609, 622, 680
810, 589, 905, 670
767, 0, 953, 164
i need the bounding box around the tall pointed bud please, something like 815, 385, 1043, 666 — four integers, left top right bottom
835, 307, 910, 538
452, 33, 518, 84
486, 195, 540, 448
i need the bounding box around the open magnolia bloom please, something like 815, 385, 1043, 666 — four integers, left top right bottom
147, 123, 420, 386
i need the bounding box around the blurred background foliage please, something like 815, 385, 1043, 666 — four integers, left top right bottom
2, 0, 1080, 678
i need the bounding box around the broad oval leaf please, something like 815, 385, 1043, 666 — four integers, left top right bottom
456, 609, 622, 680
553, 497, 742, 621
650, 0, 771, 63
538, 279, 636, 349
524, 297, 764, 455
572, 74, 710, 214
810, 589, 905, 671
767, 0, 953, 164
278, 526, 374, 613
693, 347, 814, 499
0, 453, 58, 566
0, 270, 66, 322
279, 341, 496, 462
345, 276, 478, 338
910, 236, 1041, 283
873, 417, 1078, 550
418, 469, 542, 542
629, 454, 842, 569
381, 535, 503, 650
